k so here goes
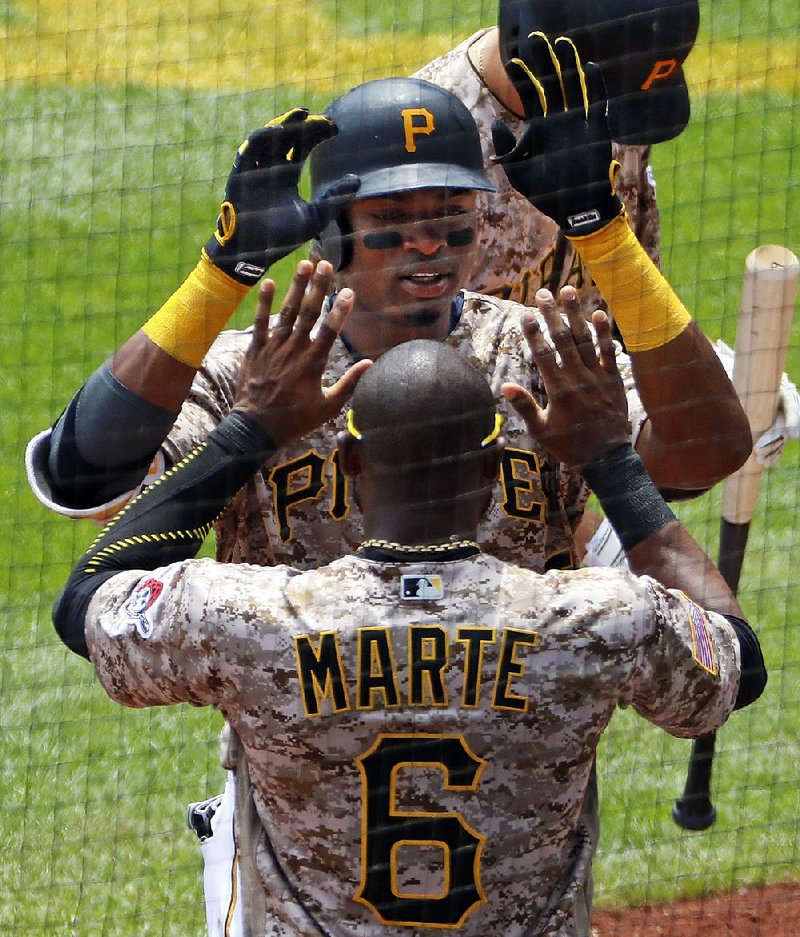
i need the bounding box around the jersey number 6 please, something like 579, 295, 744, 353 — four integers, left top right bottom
354, 733, 488, 927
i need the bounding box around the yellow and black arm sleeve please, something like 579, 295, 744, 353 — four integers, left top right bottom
52, 412, 275, 659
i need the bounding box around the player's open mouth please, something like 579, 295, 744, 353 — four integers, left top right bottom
399, 271, 451, 299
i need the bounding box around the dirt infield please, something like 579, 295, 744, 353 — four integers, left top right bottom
593, 883, 800, 936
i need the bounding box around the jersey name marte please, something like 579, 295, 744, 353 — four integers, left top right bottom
86, 553, 739, 937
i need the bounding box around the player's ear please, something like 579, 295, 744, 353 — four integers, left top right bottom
480, 435, 505, 484
336, 430, 362, 477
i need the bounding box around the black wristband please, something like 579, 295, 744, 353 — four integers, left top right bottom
581, 444, 677, 553
724, 614, 767, 710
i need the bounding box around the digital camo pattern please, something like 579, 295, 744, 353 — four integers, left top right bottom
162, 292, 645, 573
86, 554, 740, 937
413, 29, 662, 311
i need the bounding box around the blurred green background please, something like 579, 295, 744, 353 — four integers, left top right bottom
1, 0, 798, 932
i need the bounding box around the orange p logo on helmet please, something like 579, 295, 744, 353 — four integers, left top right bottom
641, 59, 679, 90
401, 108, 435, 152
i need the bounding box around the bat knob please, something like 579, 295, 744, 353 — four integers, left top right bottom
672, 796, 717, 831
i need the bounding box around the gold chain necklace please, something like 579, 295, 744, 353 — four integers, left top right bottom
358, 538, 480, 555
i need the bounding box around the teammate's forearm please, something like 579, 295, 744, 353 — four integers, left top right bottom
139, 253, 249, 371
46, 255, 250, 508
596, 488, 765, 712
571, 217, 751, 488
568, 215, 690, 352
630, 324, 752, 490
625, 522, 744, 618
582, 444, 743, 618
52, 412, 276, 659
111, 253, 248, 413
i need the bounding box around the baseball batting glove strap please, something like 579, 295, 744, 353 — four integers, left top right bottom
204, 109, 360, 284
491, 34, 623, 236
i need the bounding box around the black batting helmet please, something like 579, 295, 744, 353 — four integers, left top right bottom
498, 0, 699, 144
310, 77, 494, 270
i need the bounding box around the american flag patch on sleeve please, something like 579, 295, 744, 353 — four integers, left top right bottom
680, 594, 717, 675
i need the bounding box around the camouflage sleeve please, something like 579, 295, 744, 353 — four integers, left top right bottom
85, 560, 290, 709
611, 143, 661, 269
621, 578, 741, 737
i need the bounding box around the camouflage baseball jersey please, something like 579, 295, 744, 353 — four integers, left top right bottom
85, 553, 740, 936
413, 29, 662, 309
161, 292, 645, 573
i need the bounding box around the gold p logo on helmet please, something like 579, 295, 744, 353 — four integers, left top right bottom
401, 108, 435, 153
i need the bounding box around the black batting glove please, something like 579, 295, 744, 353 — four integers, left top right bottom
204, 108, 360, 284
492, 34, 623, 236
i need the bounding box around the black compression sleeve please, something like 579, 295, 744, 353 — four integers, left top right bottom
52, 412, 276, 660
47, 365, 177, 509
725, 614, 768, 710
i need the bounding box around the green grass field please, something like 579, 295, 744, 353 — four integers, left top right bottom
1, 0, 799, 932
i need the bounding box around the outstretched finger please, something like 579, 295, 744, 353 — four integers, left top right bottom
252, 279, 276, 347
532, 290, 582, 373
583, 61, 610, 131
275, 259, 315, 331
322, 359, 374, 418
591, 310, 618, 374
295, 260, 335, 337
314, 287, 355, 355
501, 382, 547, 438
553, 37, 586, 116
291, 112, 338, 161
520, 307, 560, 383
561, 286, 596, 369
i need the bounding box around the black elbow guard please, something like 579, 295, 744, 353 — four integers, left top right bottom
48, 389, 160, 509
725, 615, 768, 710
47, 364, 179, 509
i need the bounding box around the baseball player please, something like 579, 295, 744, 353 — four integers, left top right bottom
415, 0, 800, 559
52, 274, 767, 935
28, 62, 756, 932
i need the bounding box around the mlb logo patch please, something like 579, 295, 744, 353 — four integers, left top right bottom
401, 574, 444, 601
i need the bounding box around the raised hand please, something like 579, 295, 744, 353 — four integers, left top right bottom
502, 285, 629, 466
491, 33, 622, 235
204, 109, 360, 284
233, 259, 372, 447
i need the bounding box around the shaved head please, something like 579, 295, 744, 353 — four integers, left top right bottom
351, 340, 497, 474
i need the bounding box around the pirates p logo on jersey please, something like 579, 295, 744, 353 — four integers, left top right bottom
401, 574, 444, 600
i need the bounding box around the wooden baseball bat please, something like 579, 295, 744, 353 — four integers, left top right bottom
673, 244, 799, 831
